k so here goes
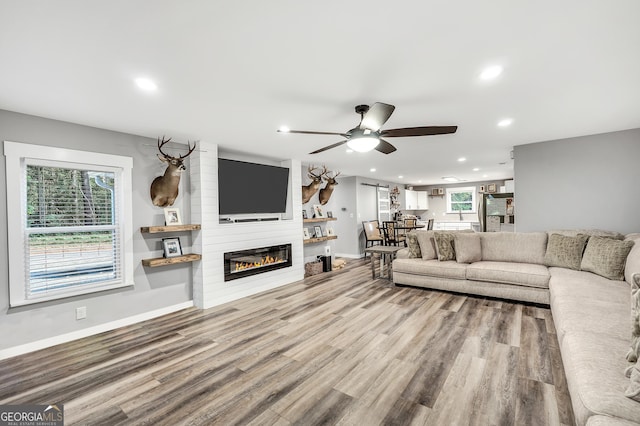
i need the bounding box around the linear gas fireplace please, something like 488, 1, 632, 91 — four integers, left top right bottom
224, 243, 292, 281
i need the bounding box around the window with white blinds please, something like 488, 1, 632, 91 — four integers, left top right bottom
4, 141, 134, 306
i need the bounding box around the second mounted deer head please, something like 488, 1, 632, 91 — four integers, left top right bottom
319, 169, 340, 205
301, 165, 325, 204
150, 137, 196, 207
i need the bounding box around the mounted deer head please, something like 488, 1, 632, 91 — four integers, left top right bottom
319, 169, 340, 205
301, 165, 325, 204
150, 137, 196, 207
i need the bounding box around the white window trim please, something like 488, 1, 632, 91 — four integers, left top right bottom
446, 186, 477, 214
4, 141, 134, 307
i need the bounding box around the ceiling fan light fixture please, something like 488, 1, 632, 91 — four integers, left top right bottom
347, 136, 379, 153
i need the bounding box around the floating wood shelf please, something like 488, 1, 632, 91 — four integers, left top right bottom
303, 217, 337, 223
141, 253, 202, 267
140, 224, 201, 233
304, 235, 338, 244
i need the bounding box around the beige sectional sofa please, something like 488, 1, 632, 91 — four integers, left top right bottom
393, 230, 640, 425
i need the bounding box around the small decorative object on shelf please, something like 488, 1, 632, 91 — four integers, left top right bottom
302, 209, 308, 219
164, 207, 182, 225
162, 237, 183, 258
326, 211, 333, 218
313, 204, 325, 218
303, 228, 311, 239
314, 226, 323, 238
326, 226, 335, 236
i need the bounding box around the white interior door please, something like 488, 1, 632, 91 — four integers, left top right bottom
377, 187, 390, 223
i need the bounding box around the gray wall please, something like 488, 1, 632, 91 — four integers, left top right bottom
514, 128, 640, 234
0, 110, 192, 351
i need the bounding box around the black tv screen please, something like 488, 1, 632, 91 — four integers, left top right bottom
218, 158, 290, 215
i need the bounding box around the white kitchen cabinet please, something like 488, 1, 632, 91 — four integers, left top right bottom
405, 190, 429, 210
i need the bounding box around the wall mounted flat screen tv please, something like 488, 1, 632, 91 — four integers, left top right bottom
218, 158, 289, 215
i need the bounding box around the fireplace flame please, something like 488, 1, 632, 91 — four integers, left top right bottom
234, 255, 283, 272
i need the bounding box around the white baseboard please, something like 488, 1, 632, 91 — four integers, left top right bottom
335, 253, 364, 259
0, 301, 194, 361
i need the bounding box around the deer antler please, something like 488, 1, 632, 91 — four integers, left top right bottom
322, 168, 340, 181
157, 136, 173, 158
307, 165, 322, 180
179, 141, 197, 159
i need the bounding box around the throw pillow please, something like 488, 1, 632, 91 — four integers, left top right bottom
434, 232, 456, 261
454, 233, 482, 263
416, 231, 438, 260
543, 233, 589, 270
627, 273, 640, 363
580, 237, 635, 280
406, 232, 422, 259
625, 359, 640, 402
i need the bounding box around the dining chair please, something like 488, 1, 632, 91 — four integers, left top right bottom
404, 218, 417, 228
427, 218, 434, 230
362, 220, 384, 257
382, 221, 406, 246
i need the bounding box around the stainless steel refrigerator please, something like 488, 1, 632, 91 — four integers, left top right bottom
479, 192, 515, 232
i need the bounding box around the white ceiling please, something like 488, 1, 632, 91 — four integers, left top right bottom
1, 1, 639, 185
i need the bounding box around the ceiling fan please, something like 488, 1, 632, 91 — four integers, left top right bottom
277, 102, 457, 155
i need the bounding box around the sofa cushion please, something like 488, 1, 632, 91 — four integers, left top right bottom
624, 234, 640, 285
581, 237, 635, 280
392, 258, 467, 280
543, 233, 589, 270
549, 229, 625, 240
466, 261, 550, 289
549, 267, 631, 343
415, 230, 438, 260
586, 416, 640, 426
561, 331, 640, 425
434, 232, 456, 261
479, 232, 548, 265
628, 273, 640, 363
406, 232, 422, 259
454, 233, 482, 263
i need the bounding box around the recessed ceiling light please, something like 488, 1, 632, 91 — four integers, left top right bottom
278, 126, 290, 133
398, 175, 403, 179
483, 174, 488, 178
479, 65, 503, 80
370, 168, 376, 172
472, 167, 480, 172
458, 157, 466, 162
443, 176, 459, 182
346, 149, 354, 153
135, 77, 157, 91
418, 180, 422, 183
497, 118, 513, 127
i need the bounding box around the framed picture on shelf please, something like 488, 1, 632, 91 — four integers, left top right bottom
164, 207, 182, 225
487, 183, 497, 193
431, 188, 439, 196
314, 226, 323, 238
312, 204, 325, 218
302, 210, 308, 219
326, 227, 335, 236
437, 188, 445, 195
303, 228, 311, 239
162, 237, 183, 258
326, 211, 333, 218
479, 185, 485, 193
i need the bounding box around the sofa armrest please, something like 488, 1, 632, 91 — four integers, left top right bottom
396, 248, 410, 259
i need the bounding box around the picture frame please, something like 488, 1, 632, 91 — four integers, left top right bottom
164, 207, 182, 226
479, 185, 485, 193
314, 226, 323, 238
487, 183, 497, 193
326, 211, 333, 218
437, 188, 445, 195
431, 188, 439, 196
162, 237, 183, 258
303, 228, 311, 239
302, 210, 308, 220
312, 204, 325, 218
326, 226, 335, 236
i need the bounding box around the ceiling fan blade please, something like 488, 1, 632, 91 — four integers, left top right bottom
360, 102, 395, 131
278, 129, 348, 137
381, 126, 458, 137
309, 140, 348, 154
375, 139, 397, 154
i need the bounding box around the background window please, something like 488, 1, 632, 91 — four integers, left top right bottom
446, 186, 477, 213
4, 142, 133, 306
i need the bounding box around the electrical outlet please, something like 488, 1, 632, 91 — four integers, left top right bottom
76, 306, 87, 320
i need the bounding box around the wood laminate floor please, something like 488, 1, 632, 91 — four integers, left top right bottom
0, 260, 574, 425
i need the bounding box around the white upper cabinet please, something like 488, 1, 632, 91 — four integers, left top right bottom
405, 190, 429, 210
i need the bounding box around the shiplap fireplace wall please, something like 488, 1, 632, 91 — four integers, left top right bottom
190, 141, 304, 309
